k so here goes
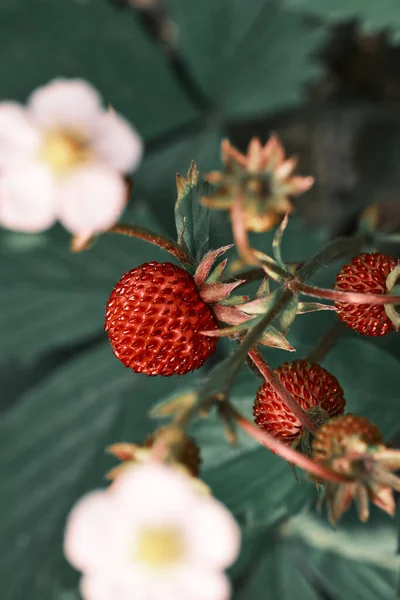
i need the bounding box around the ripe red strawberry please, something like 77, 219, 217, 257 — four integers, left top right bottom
312, 414, 383, 464
253, 360, 346, 445
334, 252, 398, 336
105, 262, 217, 376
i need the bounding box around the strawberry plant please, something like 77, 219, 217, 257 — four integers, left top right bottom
1, 2, 400, 600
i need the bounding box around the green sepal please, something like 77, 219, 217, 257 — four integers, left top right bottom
175, 161, 211, 263
272, 212, 290, 270
276, 293, 299, 333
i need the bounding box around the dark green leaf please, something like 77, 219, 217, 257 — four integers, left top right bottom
169, 0, 327, 119
0, 0, 199, 140
0, 204, 167, 360
0, 343, 199, 599
233, 512, 398, 600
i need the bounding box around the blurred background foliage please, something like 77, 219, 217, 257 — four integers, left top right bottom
0, 0, 400, 598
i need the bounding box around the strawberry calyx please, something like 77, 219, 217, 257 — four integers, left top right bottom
385, 264, 400, 328
194, 248, 294, 351
311, 414, 400, 523
201, 136, 314, 233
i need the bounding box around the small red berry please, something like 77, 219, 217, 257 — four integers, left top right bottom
105, 262, 218, 376
253, 360, 346, 444
312, 414, 383, 464
334, 252, 397, 336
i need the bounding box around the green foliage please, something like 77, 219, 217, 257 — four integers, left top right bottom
0, 205, 166, 361
0, 1, 399, 599
0, 343, 200, 598
285, 0, 400, 41
0, 0, 198, 140
175, 163, 211, 262
169, 0, 327, 119
232, 512, 399, 600
134, 129, 224, 234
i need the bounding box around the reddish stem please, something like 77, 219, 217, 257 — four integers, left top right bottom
291, 281, 400, 305
248, 348, 318, 434
227, 402, 348, 483
108, 223, 194, 267
230, 193, 259, 266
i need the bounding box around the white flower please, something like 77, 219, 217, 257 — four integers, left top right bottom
64, 463, 240, 600
0, 78, 143, 237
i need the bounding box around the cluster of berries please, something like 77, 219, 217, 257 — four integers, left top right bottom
104, 250, 398, 520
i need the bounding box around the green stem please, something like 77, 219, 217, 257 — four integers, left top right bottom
373, 231, 400, 244
176, 288, 294, 430
108, 223, 194, 267
248, 348, 318, 434
296, 233, 368, 283
217, 288, 294, 400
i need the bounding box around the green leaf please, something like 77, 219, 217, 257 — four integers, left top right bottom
169, 0, 327, 119
0, 0, 199, 140
321, 339, 400, 440
191, 374, 315, 525
0, 204, 167, 360
233, 511, 399, 600
0, 343, 200, 599
134, 128, 224, 236
285, 0, 400, 42
175, 162, 212, 263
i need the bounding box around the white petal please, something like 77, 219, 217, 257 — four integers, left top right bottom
57, 165, 126, 235
187, 498, 240, 570
80, 574, 146, 600
64, 491, 118, 573
0, 162, 56, 232
164, 567, 231, 600
0, 103, 40, 168
27, 78, 102, 130
110, 463, 195, 523
93, 111, 143, 173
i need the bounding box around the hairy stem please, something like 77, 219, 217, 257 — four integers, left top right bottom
296, 233, 368, 282
226, 402, 348, 483
230, 192, 259, 266
291, 281, 400, 305
108, 223, 194, 267
248, 348, 318, 434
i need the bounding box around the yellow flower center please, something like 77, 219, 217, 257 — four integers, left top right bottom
135, 526, 185, 568
40, 130, 91, 176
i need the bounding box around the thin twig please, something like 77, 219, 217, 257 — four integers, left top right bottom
108, 223, 194, 267
226, 402, 348, 484
230, 192, 259, 266
296, 233, 368, 282
291, 281, 400, 305
248, 348, 318, 434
